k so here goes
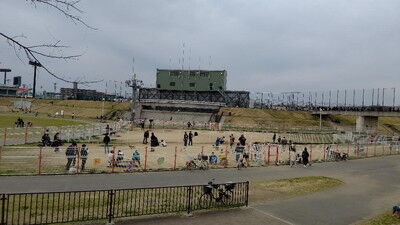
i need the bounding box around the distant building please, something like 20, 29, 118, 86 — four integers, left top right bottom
60, 88, 115, 101
156, 69, 227, 91
0, 85, 18, 97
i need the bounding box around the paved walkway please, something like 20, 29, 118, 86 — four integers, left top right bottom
1, 156, 400, 224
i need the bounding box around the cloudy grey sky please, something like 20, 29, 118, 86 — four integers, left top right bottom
1, 0, 400, 95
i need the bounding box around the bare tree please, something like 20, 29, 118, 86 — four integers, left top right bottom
0, 0, 99, 84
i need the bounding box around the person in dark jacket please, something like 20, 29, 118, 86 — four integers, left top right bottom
183, 132, 188, 147
65, 142, 77, 170
239, 134, 246, 146
80, 144, 89, 171
188, 131, 193, 146
143, 130, 149, 144
103, 134, 110, 154
150, 133, 159, 147
302, 147, 310, 167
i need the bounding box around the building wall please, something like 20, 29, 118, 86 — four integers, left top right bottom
156, 69, 227, 91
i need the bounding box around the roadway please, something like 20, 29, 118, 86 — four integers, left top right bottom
1, 156, 400, 224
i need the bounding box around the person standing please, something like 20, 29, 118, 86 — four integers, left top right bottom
80, 144, 89, 171
239, 134, 246, 146
188, 131, 193, 146
183, 132, 188, 147
302, 147, 310, 167
272, 133, 276, 143
277, 136, 282, 144
103, 134, 110, 154
143, 130, 149, 144
229, 134, 235, 147
65, 142, 77, 170
289, 144, 297, 167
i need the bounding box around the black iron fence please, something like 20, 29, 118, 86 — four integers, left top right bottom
0, 181, 249, 225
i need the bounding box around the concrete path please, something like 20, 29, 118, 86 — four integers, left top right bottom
1, 156, 400, 224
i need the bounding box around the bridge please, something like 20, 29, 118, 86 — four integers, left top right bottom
310, 107, 400, 133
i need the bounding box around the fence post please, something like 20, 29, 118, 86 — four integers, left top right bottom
24, 126, 28, 144
0, 146, 2, 161
76, 147, 80, 174
366, 145, 368, 158
144, 146, 148, 171
1, 194, 6, 225
173, 146, 177, 170
107, 190, 115, 224
374, 143, 377, 156
38, 146, 43, 175
275, 146, 279, 165
245, 181, 249, 207
186, 187, 193, 214
3, 128, 7, 146
382, 145, 385, 156
309, 145, 313, 165
267, 145, 271, 165
111, 146, 116, 173
323, 144, 326, 162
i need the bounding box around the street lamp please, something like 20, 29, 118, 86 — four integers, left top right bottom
0, 68, 11, 85
101, 97, 105, 121
29, 61, 42, 98
319, 108, 323, 130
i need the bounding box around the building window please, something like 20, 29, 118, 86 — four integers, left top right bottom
190, 71, 197, 76
189, 82, 196, 87
209, 83, 213, 90
219, 86, 223, 90
200, 71, 209, 77
157, 84, 161, 88
170, 71, 180, 76
170, 82, 176, 86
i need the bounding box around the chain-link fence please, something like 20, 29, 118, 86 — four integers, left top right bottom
1, 142, 398, 175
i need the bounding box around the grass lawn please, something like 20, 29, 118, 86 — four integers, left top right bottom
358, 211, 400, 225
250, 176, 343, 204
0, 115, 85, 128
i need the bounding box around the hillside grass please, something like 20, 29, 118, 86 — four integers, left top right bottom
221, 108, 400, 134
0, 115, 85, 128
0, 97, 131, 119
250, 176, 343, 204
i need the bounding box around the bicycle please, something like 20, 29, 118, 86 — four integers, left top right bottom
198, 180, 235, 208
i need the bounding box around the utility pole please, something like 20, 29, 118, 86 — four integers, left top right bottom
329, 90, 331, 108
372, 89, 375, 106
362, 89, 365, 107
344, 89, 347, 107
393, 88, 396, 107
0, 68, 11, 85
382, 88, 385, 106
353, 89, 355, 107
29, 61, 42, 98
336, 90, 339, 107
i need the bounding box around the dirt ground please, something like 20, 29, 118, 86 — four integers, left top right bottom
0, 128, 397, 175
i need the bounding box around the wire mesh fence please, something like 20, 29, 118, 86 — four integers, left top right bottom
0, 182, 249, 225
0, 121, 126, 146
0, 142, 399, 175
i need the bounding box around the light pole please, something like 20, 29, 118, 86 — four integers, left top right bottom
319, 108, 323, 130
0, 68, 11, 85
101, 98, 105, 121
29, 61, 42, 98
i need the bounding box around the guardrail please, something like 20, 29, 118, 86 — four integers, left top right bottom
0, 181, 249, 225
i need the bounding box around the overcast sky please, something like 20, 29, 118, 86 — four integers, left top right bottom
1, 0, 400, 95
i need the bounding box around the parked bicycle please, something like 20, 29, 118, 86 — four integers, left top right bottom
198, 180, 235, 208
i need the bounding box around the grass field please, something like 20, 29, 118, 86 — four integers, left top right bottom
358, 211, 400, 225
220, 108, 400, 135
0, 115, 85, 128
250, 176, 343, 203
0, 97, 131, 119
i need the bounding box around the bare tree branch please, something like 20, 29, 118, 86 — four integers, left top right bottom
28, 0, 97, 30
0, 0, 100, 84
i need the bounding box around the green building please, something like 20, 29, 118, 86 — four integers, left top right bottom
156, 69, 227, 91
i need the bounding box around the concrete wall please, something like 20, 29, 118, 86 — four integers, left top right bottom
356, 116, 378, 133
140, 110, 213, 127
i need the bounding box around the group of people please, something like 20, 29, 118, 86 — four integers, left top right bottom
288, 144, 310, 167
41, 130, 62, 151
184, 131, 196, 146
272, 133, 290, 145
14, 118, 33, 128
65, 142, 89, 171
107, 149, 142, 171
142, 131, 167, 151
